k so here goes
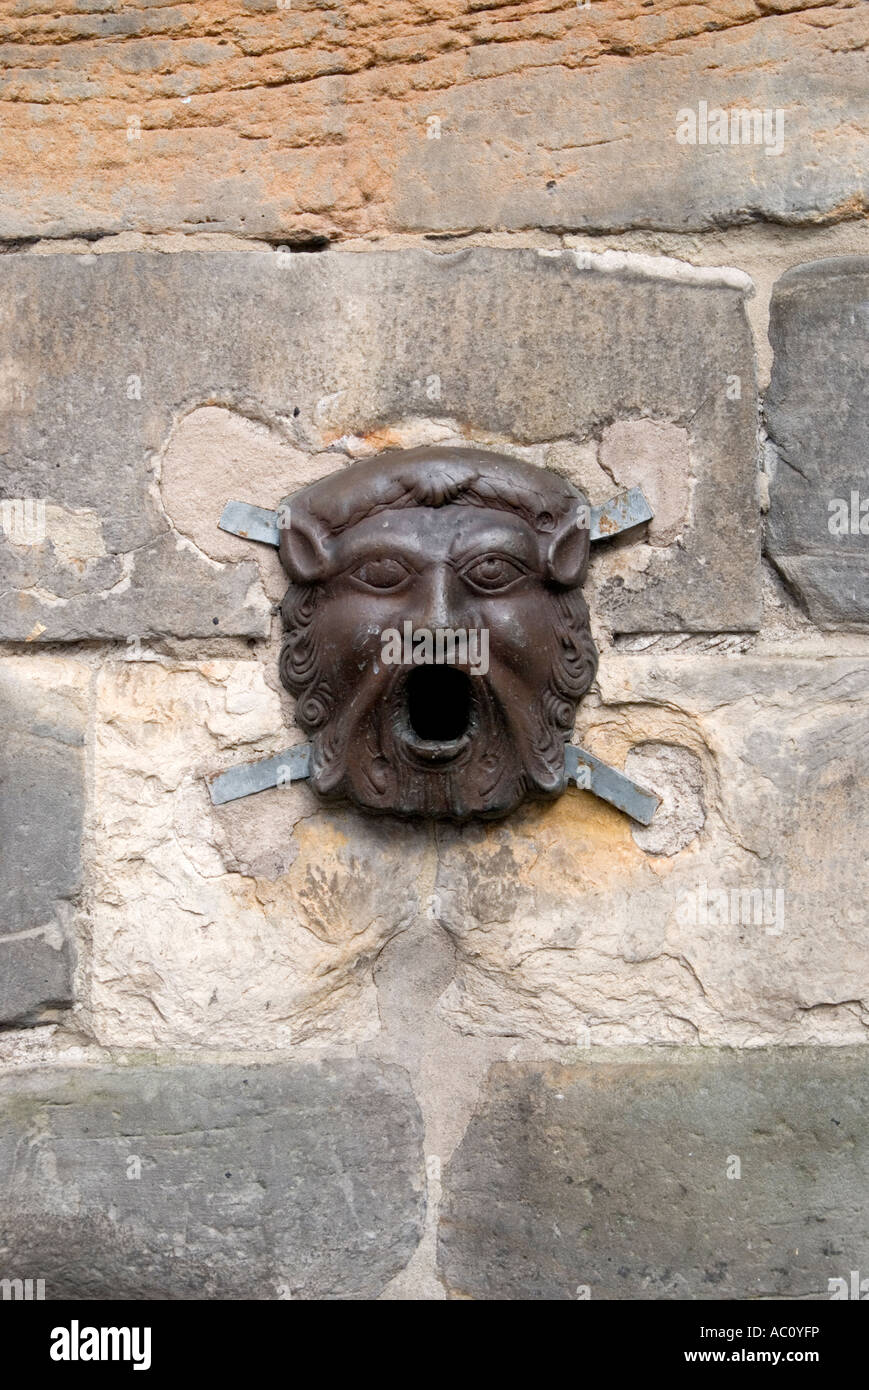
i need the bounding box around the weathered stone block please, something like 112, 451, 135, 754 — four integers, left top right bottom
0, 3, 863, 240
395, 14, 868, 237
765, 257, 869, 628
0, 658, 86, 1023
0, 1061, 424, 1299
433, 656, 869, 1045
439, 1051, 869, 1300
0, 249, 758, 639
90, 659, 430, 1048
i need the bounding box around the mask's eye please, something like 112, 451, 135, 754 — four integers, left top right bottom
461, 555, 527, 593
349, 558, 412, 591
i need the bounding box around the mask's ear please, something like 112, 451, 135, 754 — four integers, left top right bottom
546, 497, 591, 587
278, 501, 331, 583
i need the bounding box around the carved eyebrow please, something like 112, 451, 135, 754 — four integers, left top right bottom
448, 535, 540, 567
339, 552, 422, 578
333, 534, 427, 567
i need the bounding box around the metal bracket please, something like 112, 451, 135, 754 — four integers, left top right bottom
207, 742, 658, 824
207, 743, 311, 806
218, 487, 654, 550
589, 487, 653, 541
218, 500, 282, 548
564, 745, 659, 826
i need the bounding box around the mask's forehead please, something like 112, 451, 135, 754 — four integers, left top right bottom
328, 504, 543, 570
280, 447, 591, 585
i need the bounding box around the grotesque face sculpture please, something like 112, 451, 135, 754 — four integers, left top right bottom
278, 447, 598, 820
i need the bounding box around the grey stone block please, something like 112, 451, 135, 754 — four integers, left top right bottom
765, 257, 869, 629
393, 23, 868, 236
0, 249, 758, 638
439, 1052, 869, 1300
0, 659, 85, 1023
433, 655, 869, 1047
0, 1061, 425, 1300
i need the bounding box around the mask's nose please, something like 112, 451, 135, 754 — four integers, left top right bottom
414, 564, 454, 633
398, 562, 475, 755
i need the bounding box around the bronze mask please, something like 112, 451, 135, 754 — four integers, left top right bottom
278, 447, 598, 820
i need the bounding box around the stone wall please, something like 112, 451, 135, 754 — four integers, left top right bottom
0, 0, 867, 1300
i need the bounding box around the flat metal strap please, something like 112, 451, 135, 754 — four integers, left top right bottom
589, 487, 653, 542
207, 741, 657, 824
218, 500, 281, 548
564, 744, 659, 825
218, 488, 654, 549
207, 744, 311, 806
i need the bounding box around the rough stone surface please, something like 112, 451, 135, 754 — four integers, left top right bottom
599, 420, 693, 550
0, 0, 864, 1315
89, 659, 430, 1048
432, 657, 869, 1046
0, 658, 86, 1024
0, 1061, 425, 1300
84, 650, 869, 1052
0, 3, 864, 242
0, 248, 758, 639
439, 1051, 869, 1300
624, 742, 705, 856
159, 405, 339, 603
765, 257, 869, 628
